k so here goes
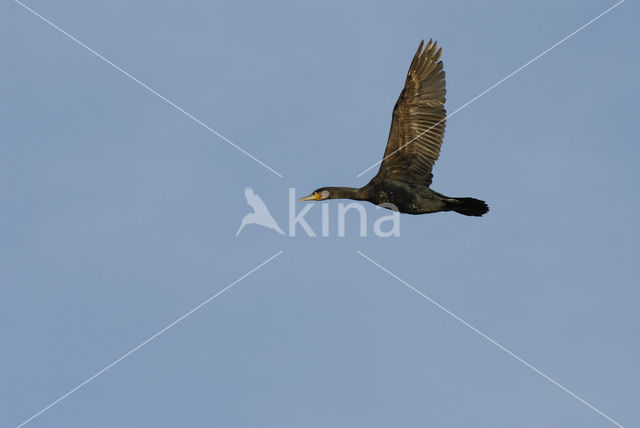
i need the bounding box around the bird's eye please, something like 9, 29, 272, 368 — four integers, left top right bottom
321, 190, 330, 198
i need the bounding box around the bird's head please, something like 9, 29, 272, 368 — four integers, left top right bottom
298, 188, 331, 202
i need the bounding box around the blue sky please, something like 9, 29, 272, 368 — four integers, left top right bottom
1, 0, 638, 427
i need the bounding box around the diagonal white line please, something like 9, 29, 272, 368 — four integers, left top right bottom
356, 250, 624, 428
15, 250, 283, 428
12, 0, 284, 178
356, 0, 625, 178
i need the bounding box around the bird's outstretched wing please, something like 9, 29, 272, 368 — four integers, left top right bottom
244, 187, 270, 215
376, 40, 446, 185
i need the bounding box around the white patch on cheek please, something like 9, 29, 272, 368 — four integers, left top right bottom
321, 190, 330, 199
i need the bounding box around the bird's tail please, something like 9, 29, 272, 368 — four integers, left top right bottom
446, 197, 489, 217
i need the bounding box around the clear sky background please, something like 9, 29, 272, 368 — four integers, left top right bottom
1, 0, 638, 427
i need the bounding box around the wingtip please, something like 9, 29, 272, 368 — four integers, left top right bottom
420, 39, 443, 60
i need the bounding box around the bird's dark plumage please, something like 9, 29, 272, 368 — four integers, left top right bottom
380, 39, 446, 186
299, 40, 488, 217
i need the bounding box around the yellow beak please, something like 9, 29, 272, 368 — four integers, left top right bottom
298, 192, 321, 202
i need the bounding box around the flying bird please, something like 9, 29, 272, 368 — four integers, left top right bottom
300, 40, 488, 216
236, 188, 285, 236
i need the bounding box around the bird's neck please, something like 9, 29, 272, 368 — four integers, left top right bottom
325, 186, 369, 201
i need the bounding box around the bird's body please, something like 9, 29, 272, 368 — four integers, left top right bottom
315, 180, 481, 216
300, 40, 489, 217
366, 179, 446, 215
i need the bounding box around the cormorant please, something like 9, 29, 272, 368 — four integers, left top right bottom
299, 40, 488, 217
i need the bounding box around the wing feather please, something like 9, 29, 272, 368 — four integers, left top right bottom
377, 40, 447, 185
